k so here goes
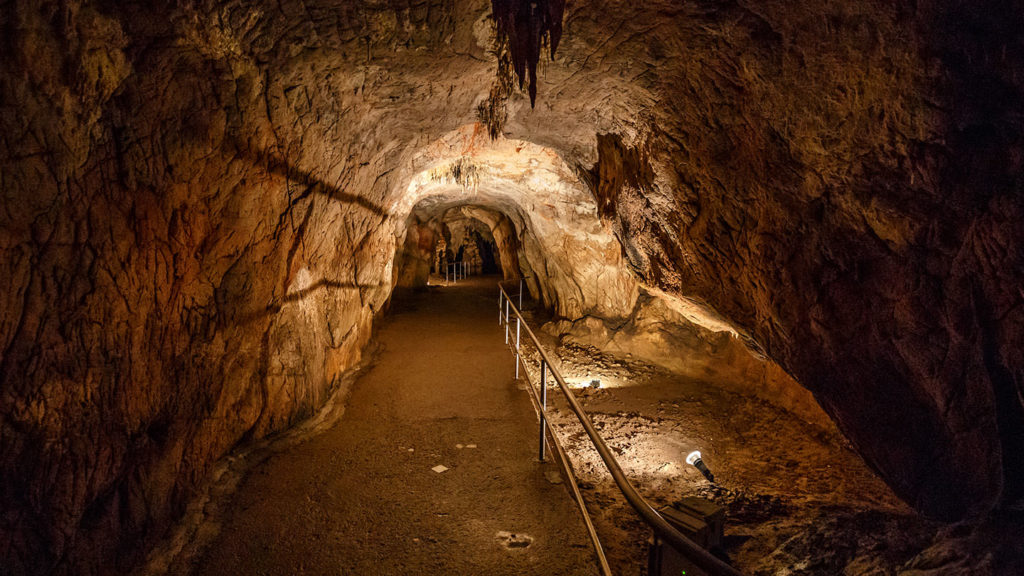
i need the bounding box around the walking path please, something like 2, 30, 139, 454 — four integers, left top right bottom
193, 276, 598, 576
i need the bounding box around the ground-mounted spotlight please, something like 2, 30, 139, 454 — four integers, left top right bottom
589, 379, 601, 389
686, 450, 715, 483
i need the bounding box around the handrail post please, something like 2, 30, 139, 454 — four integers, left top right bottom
519, 278, 523, 309
539, 359, 547, 462
498, 288, 503, 325
514, 317, 521, 379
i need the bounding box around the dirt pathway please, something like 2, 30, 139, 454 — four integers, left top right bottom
191, 276, 598, 576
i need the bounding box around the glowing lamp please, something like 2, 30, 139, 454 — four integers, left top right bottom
686, 450, 715, 483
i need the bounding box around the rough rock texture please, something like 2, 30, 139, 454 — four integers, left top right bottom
543, 286, 830, 428
0, 2, 415, 573
1, 0, 1022, 574
571, 0, 1024, 520
394, 217, 438, 288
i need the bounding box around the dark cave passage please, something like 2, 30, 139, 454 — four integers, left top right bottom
2, 0, 1023, 575
475, 232, 501, 275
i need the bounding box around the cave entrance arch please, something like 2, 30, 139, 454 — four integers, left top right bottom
394, 198, 523, 290
389, 125, 638, 320
434, 208, 505, 276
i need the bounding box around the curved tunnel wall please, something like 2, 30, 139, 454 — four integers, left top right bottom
1, 0, 1022, 574
392, 128, 639, 320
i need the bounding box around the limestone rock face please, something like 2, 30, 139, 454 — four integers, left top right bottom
0, 2, 407, 573
568, 0, 1024, 520
545, 287, 830, 428
1, 0, 1022, 574
394, 218, 438, 288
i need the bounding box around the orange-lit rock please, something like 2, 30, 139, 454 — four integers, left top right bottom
1, 0, 1021, 574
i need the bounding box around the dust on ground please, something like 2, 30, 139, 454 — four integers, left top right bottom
166, 277, 599, 576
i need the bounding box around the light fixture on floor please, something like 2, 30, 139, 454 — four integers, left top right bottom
686, 450, 715, 482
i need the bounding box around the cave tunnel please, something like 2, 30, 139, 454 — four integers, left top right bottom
2, 0, 1024, 575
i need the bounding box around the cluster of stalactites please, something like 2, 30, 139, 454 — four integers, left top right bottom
491, 0, 565, 107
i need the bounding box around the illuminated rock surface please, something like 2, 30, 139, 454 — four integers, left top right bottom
0, 0, 1022, 574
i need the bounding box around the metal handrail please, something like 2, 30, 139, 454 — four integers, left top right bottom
498, 282, 745, 576
513, 326, 613, 576
444, 261, 471, 284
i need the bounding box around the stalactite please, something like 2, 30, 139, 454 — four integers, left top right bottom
477, 49, 513, 139
490, 0, 565, 107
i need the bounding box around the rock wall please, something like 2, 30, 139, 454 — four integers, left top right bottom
545, 287, 831, 428
394, 217, 438, 288
561, 0, 1024, 519
0, 1, 440, 573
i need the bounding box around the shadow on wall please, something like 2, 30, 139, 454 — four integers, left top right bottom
231, 280, 386, 326
230, 139, 388, 218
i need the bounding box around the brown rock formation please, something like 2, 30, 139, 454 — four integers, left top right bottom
1, 0, 1021, 574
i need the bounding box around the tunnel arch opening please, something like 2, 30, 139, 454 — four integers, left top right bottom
383, 125, 830, 429
389, 125, 638, 319
393, 200, 523, 289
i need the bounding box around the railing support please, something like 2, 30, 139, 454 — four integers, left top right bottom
515, 317, 521, 379
539, 360, 547, 462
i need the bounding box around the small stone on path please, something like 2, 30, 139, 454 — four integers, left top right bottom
496, 531, 533, 549
431, 465, 449, 473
